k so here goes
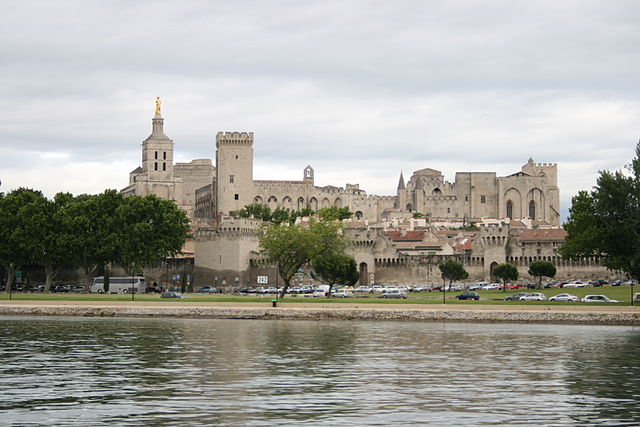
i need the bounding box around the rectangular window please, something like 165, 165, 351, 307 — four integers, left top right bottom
229, 175, 234, 183
234, 194, 239, 200
155, 151, 158, 159
480, 195, 486, 203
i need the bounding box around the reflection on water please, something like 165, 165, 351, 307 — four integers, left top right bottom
0, 317, 639, 426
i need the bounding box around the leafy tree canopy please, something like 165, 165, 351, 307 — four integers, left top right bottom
528, 260, 556, 288
312, 252, 359, 296
258, 218, 348, 298
493, 263, 519, 290
439, 259, 469, 285
561, 141, 640, 280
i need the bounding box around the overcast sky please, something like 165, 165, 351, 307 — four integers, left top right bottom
1, 0, 639, 221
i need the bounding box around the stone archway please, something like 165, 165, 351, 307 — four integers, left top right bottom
359, 262, 368, 286
489, 262, 499, 281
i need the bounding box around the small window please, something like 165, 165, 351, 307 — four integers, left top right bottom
154, 162, 158, 171
465, 196, 468, 202
155, 151, 158, 159
163, 151, 167, 160
162, 163, 166, 171
234, 194, 239, 200
235, 155, 238, 159
229, 175, 234, 183
480, 195, 486, 203
447, 208, 450, 213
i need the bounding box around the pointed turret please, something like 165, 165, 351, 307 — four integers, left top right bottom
396, 171, 407, 210
397, 171, 405, 190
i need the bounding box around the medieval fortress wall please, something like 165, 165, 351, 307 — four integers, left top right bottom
122, 104, 610, 288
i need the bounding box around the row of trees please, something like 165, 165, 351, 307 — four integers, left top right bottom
232, 204, 353, 224
0, 188, 190, 292
439, 259, 557, 290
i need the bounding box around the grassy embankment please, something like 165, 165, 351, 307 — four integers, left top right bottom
0, 286, 636, 306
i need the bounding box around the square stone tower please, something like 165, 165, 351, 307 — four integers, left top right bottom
215, 132, 254, 216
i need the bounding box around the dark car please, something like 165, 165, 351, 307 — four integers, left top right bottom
455, 291, 480, 300
160, 291, 184, 299
52, 285, 71, 293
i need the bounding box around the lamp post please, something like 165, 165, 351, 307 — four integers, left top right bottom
131, 263, 135, 302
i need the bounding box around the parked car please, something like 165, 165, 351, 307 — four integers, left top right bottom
505, 292, 530, 301
332, 289, 353, 298
633, 293, 640, 303
455, 291, 480, 300
469, 282, 488, 291
519, 293, 547, 301
549, 293, 579, 302
563, 281, 587, 288
413, 285, 431, 292
378, 290, 407, 299
52, 285, 71, 293
582, 294, 619, 303
481, 283, 502, 291
160, 291, 183, 298
197, 286, 218, 293
70, 285, 85, 293
354, 286, 372, 293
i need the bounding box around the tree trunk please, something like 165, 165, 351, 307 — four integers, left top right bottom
44, 263, 59, 292
4, 262, 17, 293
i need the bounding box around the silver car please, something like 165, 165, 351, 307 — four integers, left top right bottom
519, 293, 547, 301
549, 293, 578, 302
582, 294, 619, 303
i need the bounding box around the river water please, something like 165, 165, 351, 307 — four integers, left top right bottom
1, 316, 639, 426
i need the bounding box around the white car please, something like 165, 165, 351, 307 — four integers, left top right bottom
549, 293, 579, 302
371, 285, 385, 292
469, 282, 488, 291
482, 283, 501, 291
519, 293, 547, 301
563, 281, 587, 288
582, 294, 619, 303
354, 286, 372, 293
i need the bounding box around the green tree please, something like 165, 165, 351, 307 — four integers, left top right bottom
259, 218, 347, 298
439, 259, 469, 303
37, 192, 79, 292
231, 203, 272, 221
114, 194, 191, 274
562, 142, 640, 282
493, 263, 519, 291
317, 206, 353, 221
312, 252, 359, 297
64, 190, 124, 285
0, 188, 49, 293
439, 259, 469, 285
528, 260, 556, 289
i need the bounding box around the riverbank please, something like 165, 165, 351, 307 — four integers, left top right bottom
1, 300, 640, 325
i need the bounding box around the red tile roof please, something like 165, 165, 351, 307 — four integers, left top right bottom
385, 230, 426, 241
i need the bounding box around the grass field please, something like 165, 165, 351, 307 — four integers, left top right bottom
0, 285, 636, 306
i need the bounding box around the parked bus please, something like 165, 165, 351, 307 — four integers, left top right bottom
91, 276, 146, 294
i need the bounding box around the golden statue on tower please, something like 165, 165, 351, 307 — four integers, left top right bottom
155, 96, 161, 115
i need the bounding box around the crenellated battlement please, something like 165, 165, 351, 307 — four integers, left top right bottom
216, 131, 254, 147
535, 162, 557, 168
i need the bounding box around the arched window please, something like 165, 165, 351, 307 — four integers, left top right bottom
432, 188, 442, 196
154, 162, 158, 171
154, 151, 158, 159
163, 151, 167, 160
529, 200, 536, 219
162, 162, 166, 171
506, 200, 513, 219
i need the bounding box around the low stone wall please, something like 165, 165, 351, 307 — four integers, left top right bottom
1, 304, 639, 326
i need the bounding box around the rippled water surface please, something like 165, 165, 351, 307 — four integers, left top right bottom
1, 317, 640, 426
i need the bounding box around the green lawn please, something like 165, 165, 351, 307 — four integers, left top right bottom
0, 285, 636, 306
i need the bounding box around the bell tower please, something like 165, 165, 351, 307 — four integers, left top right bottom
141, 97, 174, 181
